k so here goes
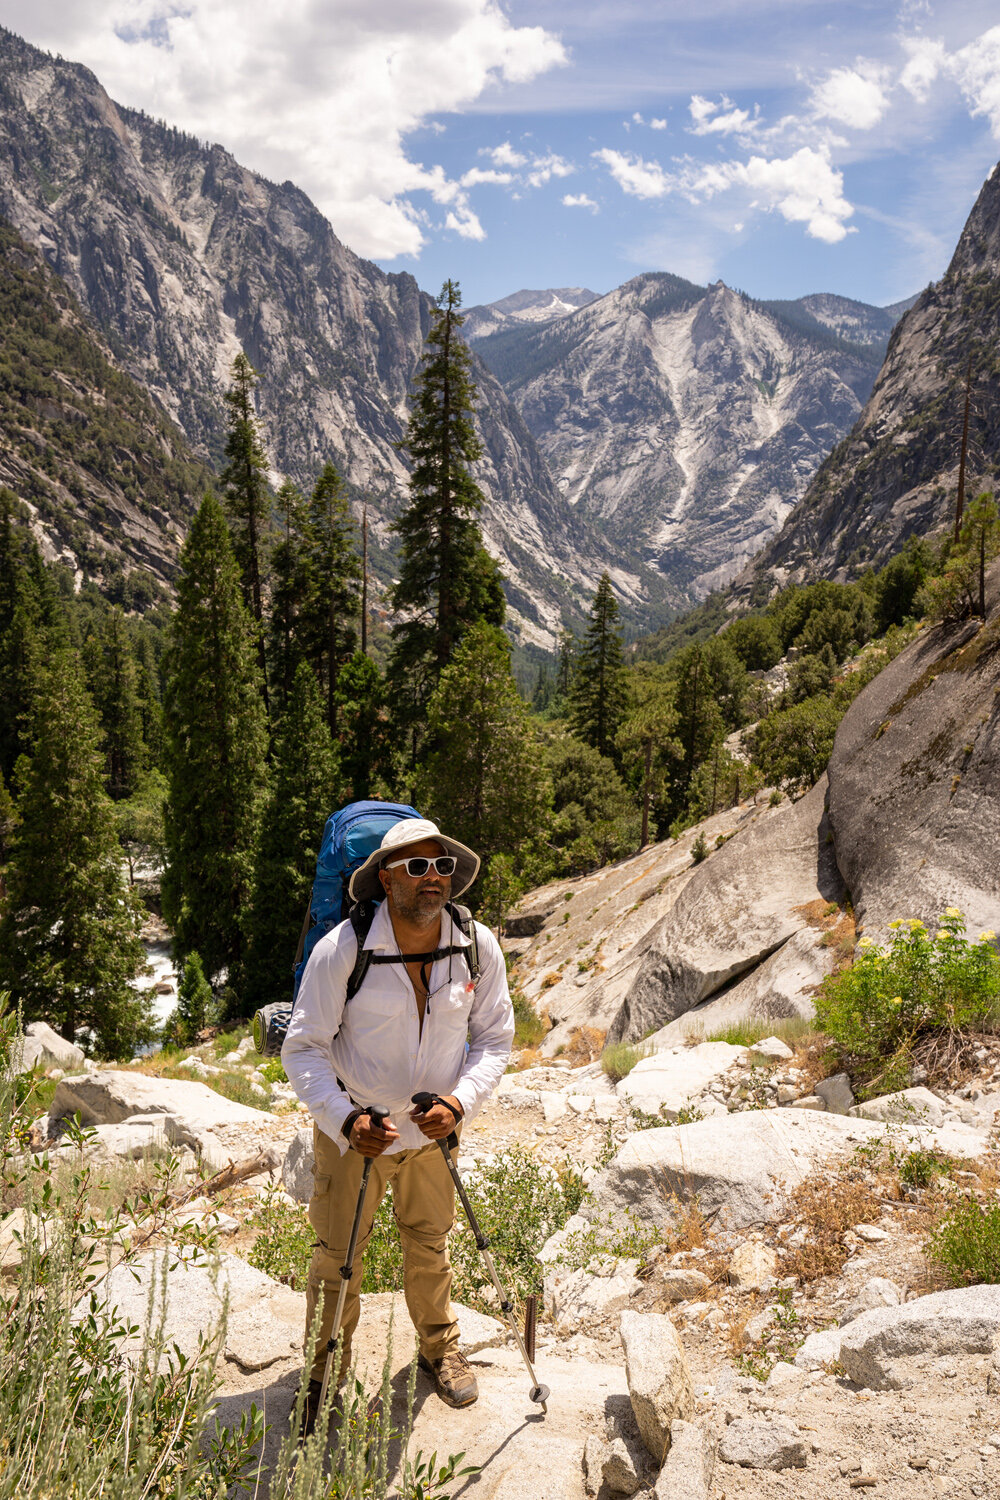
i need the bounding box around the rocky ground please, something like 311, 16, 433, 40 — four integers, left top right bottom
9, 1019, 1000, 1498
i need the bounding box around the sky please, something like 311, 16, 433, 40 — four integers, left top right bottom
6, 1, 1000, 309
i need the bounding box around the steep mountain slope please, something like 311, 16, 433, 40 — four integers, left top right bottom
0, 219, 212, 592
0, 28, 642, 644
463, 287, 600, 340
472, 273, 887, 597
747, 163, 1000, 585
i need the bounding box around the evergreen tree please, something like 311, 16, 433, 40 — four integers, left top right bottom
335, 650, 396, 799
0, 647, 152, 1057
416, 622, 551, 892
570, 574, 627, 761
219, 353, 270, 625
616, 662, 681, 846
0, 491, 47, 783
164, 952, 213, 1047
161, 492, 269, 992
388, 280, 504, 738
83, 608, 146, 799
133, 629, 164, 766
0, 770, 16, 906
300, 463, 360, 730
268, 478, 310, 715
244, 662, 340, 1011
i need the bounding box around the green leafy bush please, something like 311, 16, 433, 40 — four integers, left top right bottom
815, 910, 1000, 1094
511, 987, 546, 1049
925, 1200, 1000, 1285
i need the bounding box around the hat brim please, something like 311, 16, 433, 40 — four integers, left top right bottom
348, 832, 481, 905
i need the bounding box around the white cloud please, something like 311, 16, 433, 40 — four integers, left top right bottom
525, 152, 574, 188
563, 192, 598, 210
688, 94, 760, 138
649, 117, 668, 131
951, 26, 1000, 137
899, 35, 947, 103
592, 148, 671, 199
6, 0, 566, 260
483, 141, 529, 168
594, 143, 854, 242
810, 65, 889, 130
460, 167, 512, 187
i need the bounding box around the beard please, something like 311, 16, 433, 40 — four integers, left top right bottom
388, 878, 449, 929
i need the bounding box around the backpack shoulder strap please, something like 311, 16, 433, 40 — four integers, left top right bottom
345, 901, 378, 1002
447, 901, 480, 985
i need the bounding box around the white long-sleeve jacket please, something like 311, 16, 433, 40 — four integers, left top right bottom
281, 901, 514, 1154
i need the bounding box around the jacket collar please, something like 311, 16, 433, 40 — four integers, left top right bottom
363, 898, 471, 953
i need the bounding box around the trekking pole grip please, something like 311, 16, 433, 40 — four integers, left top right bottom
410, 1091, 460, 1150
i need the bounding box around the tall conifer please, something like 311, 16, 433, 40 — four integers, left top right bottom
300, 463, 360, 730
570, 574, 628, 761
220, 353, 270, 623
268, 478, 310, 715
0, 491, 46, 784
84, 608, 146, 800
162, 492, 269, 991
335, 650, 395, 799
244, 662, 340, 1010
387, 281, 504, 737
0, 648, 152, 1056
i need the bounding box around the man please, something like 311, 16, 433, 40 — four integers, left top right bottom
282, 817, 514, 1432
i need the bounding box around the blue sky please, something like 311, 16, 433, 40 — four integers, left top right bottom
9, 1, 1000, 309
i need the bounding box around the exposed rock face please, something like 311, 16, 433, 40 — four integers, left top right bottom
748, 161, 1000, 583
837, 1286, 1000, 1391
0, 28, 636, 643
18, 1020, 85, 1073
472, 273, 889, 599
463, 286, 600, 341
825, 557, 1000, 940
49, 1070, 271, 1130
619, 1309, 695, 1461
606, 777, 842, 1045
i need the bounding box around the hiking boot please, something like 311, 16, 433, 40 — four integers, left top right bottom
295, 1378, 324, 1441
418, 1350, 478, 1408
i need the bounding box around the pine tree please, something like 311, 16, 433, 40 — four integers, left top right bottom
335, 650, 395, 800
570, 574, 628, 761
616, 663, 681, 847
0, 647, 152, 1057
300, 463, 360, 730
0, 491, 47, 784
416, 622, 551, 891
219, 353, 270, 625
164, 952, 213, 1047
244, 662, 341, 1011
388, 280, 505, 736
268, 478, 310, 715
83, 608, 146, 800
161, 492, 269, 991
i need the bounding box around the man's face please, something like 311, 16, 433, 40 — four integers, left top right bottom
379, 838, 451, 926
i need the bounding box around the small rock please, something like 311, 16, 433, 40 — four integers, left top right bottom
603, 1436, 641, 1495
794, 1325, 842, 1370
567, 1094, 595, 1115
658, 1268, 712, 1303
849, 1086, 945, 1129
854, 1224, 889, 1243
539, 1091, 567, 1124
729, 1239, 778, 1289
718, 1416, 809, 1470
766, 1362, 806, 1391
654, 1418, 716, 1500
839, 1285, 1000, 1390
281, 1128, 315, 1204
776, 1085, 799, 1104
838, 1277, 902, 1326
747, 1037, 794, 1064
595, 1097, 621, 1122
814, 1073, 855, 1114
743, 1308, 777, 1345
789, 1095, 826, 1111
583, 1434, 609, 1497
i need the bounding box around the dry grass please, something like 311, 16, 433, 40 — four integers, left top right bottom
780, 1169, 883, 1282
512, 1047, 544, 1072
562, 1026, 606, 1065
539, 971, 562, 991
796, 899, 856, 969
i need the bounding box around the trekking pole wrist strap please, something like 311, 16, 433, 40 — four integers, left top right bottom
341, 1108, 365, 1142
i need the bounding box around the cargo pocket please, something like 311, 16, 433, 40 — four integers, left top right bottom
307, 1173, 331, 1239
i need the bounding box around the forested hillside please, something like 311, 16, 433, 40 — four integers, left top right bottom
0, 220, 213, 597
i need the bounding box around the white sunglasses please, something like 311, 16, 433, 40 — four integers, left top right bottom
383, 855, 457, 878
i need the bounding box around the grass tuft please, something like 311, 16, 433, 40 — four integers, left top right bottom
600, 1040, 651, 1082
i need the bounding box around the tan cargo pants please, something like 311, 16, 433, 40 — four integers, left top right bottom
304, 1124, 461, 1385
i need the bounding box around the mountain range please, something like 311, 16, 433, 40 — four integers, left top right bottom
0, 21, 996, 646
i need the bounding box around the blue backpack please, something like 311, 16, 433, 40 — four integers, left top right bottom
252, 798, 479, 1056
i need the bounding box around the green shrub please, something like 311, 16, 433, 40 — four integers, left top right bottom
628, 1102, 704, 1130
512, 987, 546, 1049
925, 1200, 1000, 1285
258, 1057, 287, 1085
814, 910, 1000, 1094
690, 831, 709, 864
601, 1040, 650, 1082
247, 1190, 315, 1289
899, 1147, 954, 1190
204, 1069, 272, 1111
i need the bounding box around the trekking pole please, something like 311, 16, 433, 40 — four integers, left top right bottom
316, 1105, 390, 1419
411, 1092, 550, 1413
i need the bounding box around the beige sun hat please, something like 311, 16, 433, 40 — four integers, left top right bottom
348, 818, 480, 904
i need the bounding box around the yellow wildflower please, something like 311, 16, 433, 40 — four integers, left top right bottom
944, 907, 962, 918
888, 920, 902, 930
980, 930, 997, 943
906, 918, 925, 931
858, 936, 874, 949
890, 996, 902, 1007
935, 930, 949, 941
